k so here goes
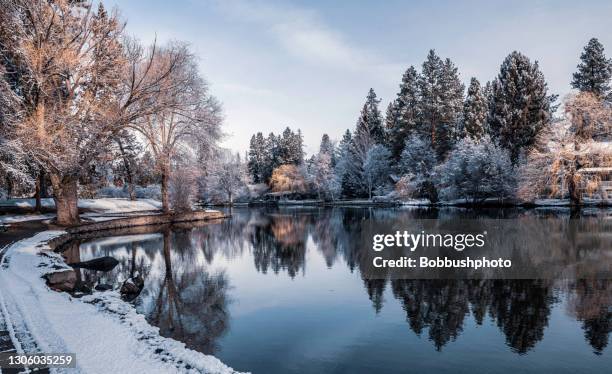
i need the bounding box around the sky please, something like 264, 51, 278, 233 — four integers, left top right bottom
103, 0, 612, 155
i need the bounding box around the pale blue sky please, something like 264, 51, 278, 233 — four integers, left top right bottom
104, 0, 612, 154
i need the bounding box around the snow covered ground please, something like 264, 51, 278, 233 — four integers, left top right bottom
0, 213, 56, 224
0, 198, 162, 213
0, 232, 243, 374
0, 198, 162, 226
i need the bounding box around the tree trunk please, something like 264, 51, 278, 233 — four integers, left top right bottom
6, 177, 12, 199
229, 191, 233, 206
569, 141, 582, 206
161, 168, 170, 213
118, 139, 136, 200
39, 171, 49, 198
35, 176, 42, 212
51, 175, 80, 226
568, 172, 581, 205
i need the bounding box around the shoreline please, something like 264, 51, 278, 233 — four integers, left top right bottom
204, 198, 612, 209
0, 210, 242, 374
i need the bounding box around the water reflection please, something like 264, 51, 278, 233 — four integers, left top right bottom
144, 229, 230, 354
61, 207, 612, 368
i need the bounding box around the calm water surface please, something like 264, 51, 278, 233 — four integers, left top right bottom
65, 207, 612, 373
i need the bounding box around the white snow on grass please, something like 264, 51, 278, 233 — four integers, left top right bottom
0, 231, 244, 374
0, 213, 56, 224
0, 198, 161, 213
400, 199, 431, 206
533, 199, 571, 206
78, 198, 162, 213
0, 198, 162, 225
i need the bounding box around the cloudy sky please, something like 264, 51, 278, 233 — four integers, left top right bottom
104, 0, 612, 155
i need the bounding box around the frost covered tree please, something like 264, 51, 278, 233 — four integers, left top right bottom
128, 42, 223, 213
418, 51, 464, 159
356, 89, 385, 145
386, 66, 420, 160
518, 93, 612, 204
363, 145, 391, 199
488, 51, 554, 163
0, 1, 124, 223
280, 127, 305, 165
247, 132, 267, 183
346, 89, 386, 196
311, 152, 340, 200
335, 130, 359, 197
209, 153, 249, 205
112, 130, 142, 200
318, 134, 336, 166
310, 134, 339, 200
0, 67, 34, 196
462, 78, 488, 140
397, 135, 438, 201
437, 136, 516, 202
0, 1, 194, 224
571, 38, 612, 99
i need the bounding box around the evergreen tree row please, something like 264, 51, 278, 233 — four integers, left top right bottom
247, 127, 305, 183
246, 38, 612, 201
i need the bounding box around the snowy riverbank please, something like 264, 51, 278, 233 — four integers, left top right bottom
0, 231, 243, 374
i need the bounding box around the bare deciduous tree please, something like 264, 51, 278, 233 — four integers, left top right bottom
518, 93, 612, 203
127, 42, 223, 212
0, 1, 194, 224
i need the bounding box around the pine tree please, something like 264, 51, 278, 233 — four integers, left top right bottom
264, 132, 279, 182
418, 50, 464, 159
319, 134, 336, 166
489, 51, 553, 163
335, 129, 359, 197
571, 38, 612, 99
247, 132, 267, 183
398, 135, 438, 201
363, 145, 392, 199
386, 66, 420, 160
360, 89, 385, 144
353, 89, 385, 159
294, 129, 305, 164
462, 77, 488, 140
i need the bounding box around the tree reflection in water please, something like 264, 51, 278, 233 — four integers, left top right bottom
69, 207, 612, 357
145, 229, 230, 355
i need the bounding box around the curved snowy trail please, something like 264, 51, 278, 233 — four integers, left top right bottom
0, 232, 243, 374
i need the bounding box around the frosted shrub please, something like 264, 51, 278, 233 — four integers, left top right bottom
135, 185, 161, 200
170, 169, 196, 212
437, 136, 516, 202
96, 186, 129, 198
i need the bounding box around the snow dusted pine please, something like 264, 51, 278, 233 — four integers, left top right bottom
571, 38, 612, 99
385, 66, 420, 160
363, 145, 392, 199
462, 77, 488, 140
418, 50, 464, 159
488, 51, 554, 163
397, 135, 438, 201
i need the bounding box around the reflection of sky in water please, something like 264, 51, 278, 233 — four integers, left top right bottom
74, 208, 612, 374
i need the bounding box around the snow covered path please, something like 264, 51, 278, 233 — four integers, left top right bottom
0, 232, 244, 374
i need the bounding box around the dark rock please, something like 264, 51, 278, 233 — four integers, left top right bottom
44, 270, 76, 292
120, 274, 144, 301
69, 256, 119, 272
94, 283, 114, 292
73, 280, 92, 295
